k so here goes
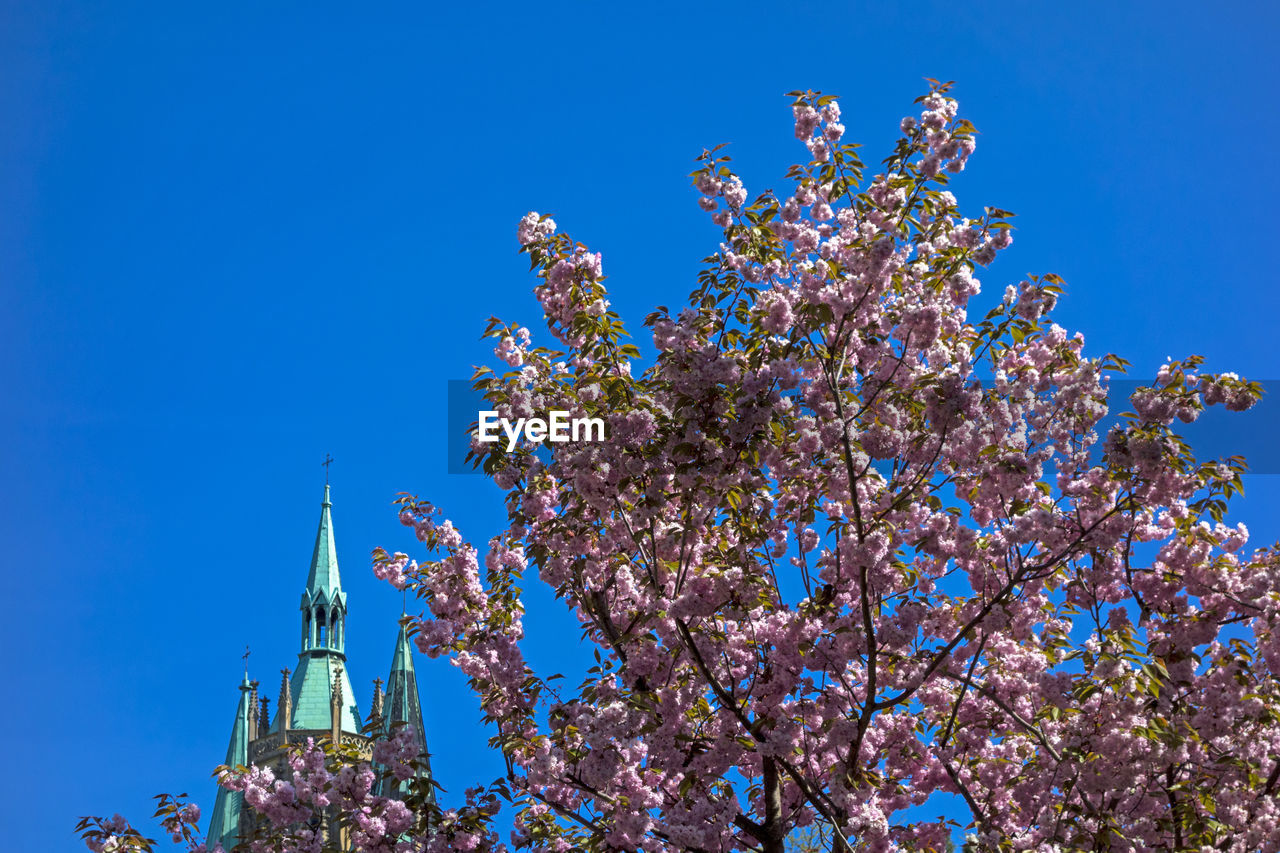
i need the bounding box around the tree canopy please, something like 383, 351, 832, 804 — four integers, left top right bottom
83, 84, 1280, 853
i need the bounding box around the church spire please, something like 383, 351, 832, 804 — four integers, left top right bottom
204, 478, 383, 852
299, 484, 348, 655
207, 674, 254, 852
288, 484, 362, 734
306, 484, 343, 602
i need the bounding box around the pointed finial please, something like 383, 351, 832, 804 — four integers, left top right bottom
331, 665, 344, 708
278, 668, 292, 733
305, 479, 342, 599
330, 666, 344, 744
369, 677, 384, 728
259, 695, 271, 734
247, 681, 260, 742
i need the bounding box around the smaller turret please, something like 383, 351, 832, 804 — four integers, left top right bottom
247, 681, 259, 742
368, 678, 385, 730
330, 666, 344, 745
275, 668, 292, 733
373, 614, 433, 801
206, 674, 255, 852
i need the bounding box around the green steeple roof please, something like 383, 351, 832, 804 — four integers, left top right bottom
207, 675, 253, 851
305, 484, 342, 601
287, 655, 362, 732
285, 484, 362, 733
373, 616, 432, 800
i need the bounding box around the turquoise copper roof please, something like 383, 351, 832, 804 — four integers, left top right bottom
287, 653, 362, 732
373, 616, 432, 799
305, 484, 343, 601
207, 675, 253, 851
276, 485, 362, 733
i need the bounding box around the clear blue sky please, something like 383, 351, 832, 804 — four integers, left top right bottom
2, 2, 1278, 849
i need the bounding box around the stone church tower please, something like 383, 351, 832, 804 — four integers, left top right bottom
206, 484, 432, 850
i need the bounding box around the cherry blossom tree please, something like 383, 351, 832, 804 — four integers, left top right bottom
84, 83, 1280, 853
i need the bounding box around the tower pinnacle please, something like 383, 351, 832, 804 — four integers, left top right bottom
305, 484, 343, 601
207, 674, 255, 851
289, 484, 361, 734
373, 614, 433, 800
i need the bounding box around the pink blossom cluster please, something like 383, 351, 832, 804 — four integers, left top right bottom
908, 91, 975, 177
159, 803, 204, 845
372, 550, 414, 590
212, 730, 433, 853
696, 169, 748, 228
79, 802, 224, 853
793, 98, 845, 161
494, 327, 531, 367
81, 814, 140, 853
515, 211, 555, 247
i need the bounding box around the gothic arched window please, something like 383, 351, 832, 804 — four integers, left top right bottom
316, 608, 328, 647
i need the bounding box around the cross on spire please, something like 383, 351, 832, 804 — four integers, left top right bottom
322, 453, 334, 484
242, 644, 250, 676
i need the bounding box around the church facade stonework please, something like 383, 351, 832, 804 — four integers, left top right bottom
206, 485, 432, 851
